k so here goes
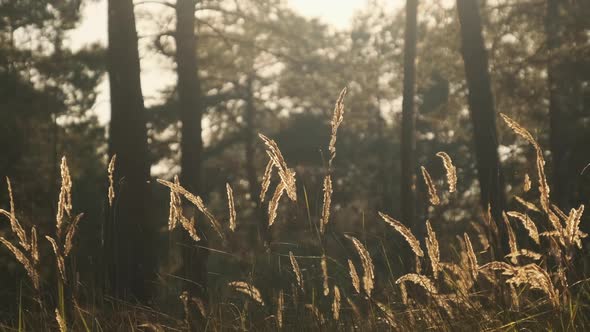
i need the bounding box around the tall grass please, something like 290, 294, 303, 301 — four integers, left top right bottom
1, 89, 588, 330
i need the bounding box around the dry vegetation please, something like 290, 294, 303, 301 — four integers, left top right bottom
1, 89, 589, 331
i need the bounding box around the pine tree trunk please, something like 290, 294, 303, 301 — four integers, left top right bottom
400, 0, 418, 230
107, 0, 155, 301
175, 0, 209, 302
546, 0, 575, 210
456, 0, 506, 244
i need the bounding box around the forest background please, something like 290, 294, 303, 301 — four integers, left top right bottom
0, 0, 589, 330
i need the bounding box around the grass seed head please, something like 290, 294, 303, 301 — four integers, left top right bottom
379, 212, 424, 257
436, 152, 457, 193
226, 183, 237, 232
421, 166, 440, 205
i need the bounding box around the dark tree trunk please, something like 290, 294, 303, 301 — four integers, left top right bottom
107, 0, 155, 301
244, 76, 270, 247
546, 0, 576, 211
400, 0, 418, 230
175, 0, 209, 302
456, 0, 506, 240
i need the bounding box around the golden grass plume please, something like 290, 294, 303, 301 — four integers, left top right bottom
289, 251, 304, 292
319, 175, 332, 234
436, 151, 457, 193
226, 183, 236, 232
347, 259, 361, 293
378, 212, 424, 257
396, 273, 438, 294
107, 154, 116, 207
425, 220, 440, 279
346, 235, 374, 296
332, 285, 341, 321
421, 166, 440, 205
228, 281, 265, 305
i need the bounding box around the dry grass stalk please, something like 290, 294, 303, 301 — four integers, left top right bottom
500, 114, 551, 214
258, 134, 297, 201
157, 179, 225, 240
167, 176, 182, 231
346, 296, 362, 320
483, 204, 499, 240
64, 213, 83, 257
321, 254, 329, 296
191, 297, 207, 318
425, 220, 440, 279
378, 212, 424, 257
442, 262, 475, 294
0, 237, 39, 289
30, 226, 39, 264
268, 183, 285, 227
56, 157, 73, 236
399, 281, 408, 304
523, 173, 532, 192
332, 285, 341, 321
463, 233, 478, 280
328, 87, 348, 167
107, 154, 116, 207
421, 166, 440, 205
502, 212, 519, 264
260, 160, 273, 203
396, 273, 438, 294
319, 175, 332, 234
436, 152, 457, 192
478, 261, 514, 274
506, 264, 559, 308
507, 211, 540, 245
228, 281, 265, 305
346, 235, 374, 296
471, 221, 490, 251
305, 303, 325, 324
289, 251, 304, 292
179, 291, 190, 326
1, 178, 29, 250
433, 294, 457, 319
509, 284, 520, 311
46, 235, 66, 282
347, 259, 361, 293
376, 301, 398, 328
552, 204, 568, 221
276, 290, 284, 328
565, 204, 586, 249
226, 183, 237, 232
55, 308, 67, 332
505, 249, 542, 261
180, 216, 200, 242
514, 196, 541, 212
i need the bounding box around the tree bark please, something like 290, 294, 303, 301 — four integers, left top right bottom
400, 0, 418, 230
546, 0, 576, 210
175, 0, 209, 302
456, 0, 506, 242
107, 0, 155, 301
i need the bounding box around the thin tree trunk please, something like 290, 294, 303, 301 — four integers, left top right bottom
546, 0, 575, 210
400, 0, 418, 230
456, 0, 506, 244
175, 0, 208, 302
244, 76, 269, 247
107, 0, 155, 301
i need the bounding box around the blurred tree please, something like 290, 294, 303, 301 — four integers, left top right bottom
456, 0, 506, 241
174, 0, 209, 305
0, 0, 106, 314
400, 0, 418, 231
106, 0, 155, 301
